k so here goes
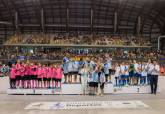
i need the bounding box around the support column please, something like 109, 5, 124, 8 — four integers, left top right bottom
66, 8, 69, 33
137, 16, 141, 36
41, 8, 44, 33
114, 11, 117, 34
15, 12, 18, 32
91, 8, 93, 35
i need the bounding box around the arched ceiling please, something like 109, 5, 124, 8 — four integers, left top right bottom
0, 0, 165, 36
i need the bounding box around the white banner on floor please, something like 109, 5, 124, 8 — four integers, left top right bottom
25, 100, 149, 110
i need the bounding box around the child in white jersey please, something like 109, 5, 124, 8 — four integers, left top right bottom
141, 62, 148, 85
114, 63, 120, 86
80, 64, 89, 95
124, 62, 129, 86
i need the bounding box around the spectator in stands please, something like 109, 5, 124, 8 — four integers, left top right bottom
5, 33, 150, 46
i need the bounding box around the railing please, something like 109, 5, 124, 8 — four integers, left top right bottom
2, 44, 152, 48
1, 58, 164, 64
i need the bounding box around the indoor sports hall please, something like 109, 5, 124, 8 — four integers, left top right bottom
0, 0, 165, 114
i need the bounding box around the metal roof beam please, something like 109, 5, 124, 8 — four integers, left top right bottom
118, 26, 134, 29
18, 24, 40, 27
0, 21, 13, 26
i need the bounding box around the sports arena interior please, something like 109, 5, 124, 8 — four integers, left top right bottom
0, 0, 165, 114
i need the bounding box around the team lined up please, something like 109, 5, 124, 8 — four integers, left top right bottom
10, 61, 63, 89
9, 56, 160, 95
63, 57, 160, 95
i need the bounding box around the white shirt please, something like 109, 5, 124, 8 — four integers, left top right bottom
147, 63, 154, 74
72, 61, 79, 72
80, 68, 88, 76
120, 65, 125, 75
141, 64, 147, 76
138, 64, 142, 73
151, 64, 160, 75
114, 66, 120, 77
134, 63, 139, 73
107, 58, 112, 69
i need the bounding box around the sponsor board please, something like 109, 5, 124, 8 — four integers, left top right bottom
25, 100, 149, 110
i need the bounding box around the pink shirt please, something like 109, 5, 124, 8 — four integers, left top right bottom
52, 68, 57, 78
10, 68, 16, 79
29, 65, 37, 75
30, 65, 38, 75
20, 65, 25, 77
24, 65, 30, 76
43, 67, 48, 78
47, 67, 54, 78
15, 63, 21, 76
37, 67, 43, 78
55, 67, 62, 79
0, 66, 2, 75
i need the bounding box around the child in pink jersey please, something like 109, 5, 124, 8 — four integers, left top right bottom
0, 64, 2, 77
24, 63, 31, 88
55, 64, 63, 88
15, 60, 22, 88
30, 63, 38, 88
29, 62, 37, 88
42, 64, 48, 88
52, 64, 57, 88
20, 62, 25, 88
10, 64, 16, 89
37, 63, 43, 88
47, 64, 53, 88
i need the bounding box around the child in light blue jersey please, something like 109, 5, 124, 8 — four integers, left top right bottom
141, 62, 148, 85
67, 60, 73, 83
88, 67, 99, 95
72, 60, 79, 83
62, 61, 69, 83
106, 57, 112, 82
124, 63, 129, 86
103, 62, 109, 82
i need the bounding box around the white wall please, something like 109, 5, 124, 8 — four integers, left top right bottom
1, 76, 165, 94
159, 76, 165, 92
0, 77, 10, 93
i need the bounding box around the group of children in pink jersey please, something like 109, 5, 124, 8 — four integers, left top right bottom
10, 60, 63, 89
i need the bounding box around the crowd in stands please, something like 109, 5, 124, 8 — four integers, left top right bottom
1, 33, 164, 80
0, 50, 164, 80
5, 33, 151, 46
0, 47, 158, 61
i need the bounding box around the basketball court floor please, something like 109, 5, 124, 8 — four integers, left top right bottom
1, 93, 165, 114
